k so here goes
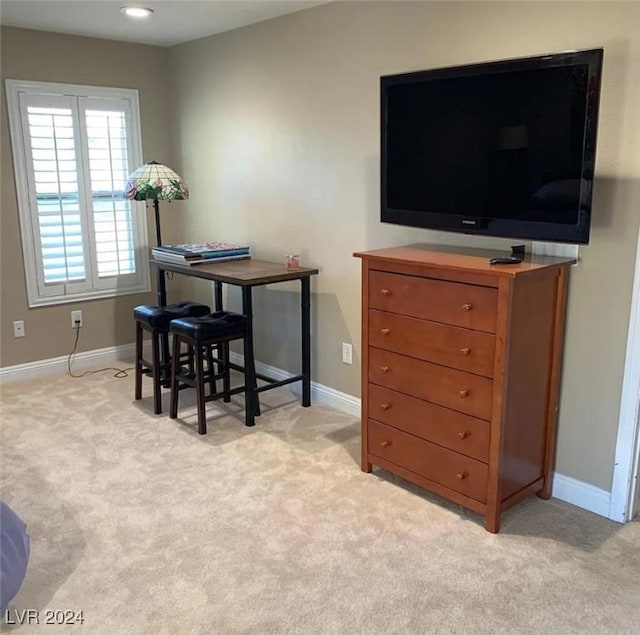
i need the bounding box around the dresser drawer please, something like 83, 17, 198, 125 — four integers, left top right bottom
368, 384, 490, 462
368, 420, 488, 502
369, 309, 495, 377
369, 270, 497, 333
369, 348, 493, 420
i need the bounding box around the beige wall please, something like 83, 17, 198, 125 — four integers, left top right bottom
0, 27, 181, 366
169, 1, 640, 491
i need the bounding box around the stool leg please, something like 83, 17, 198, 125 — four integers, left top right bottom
243, 335, 256, 427
169, 335, 181, 419
160, 332, 171, 388
188, 344, 195, 376
134, 321, 143, 401
206, 344, 217, 397
195, 343, 207, 434
222, 342, 231, 402
151, 328, 162, 415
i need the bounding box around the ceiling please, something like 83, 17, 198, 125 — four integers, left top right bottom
0, 0, 330, 47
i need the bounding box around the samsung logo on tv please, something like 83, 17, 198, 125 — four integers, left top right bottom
461, 219, 477, 226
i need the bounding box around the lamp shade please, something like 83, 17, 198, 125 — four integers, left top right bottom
124, 160, 189, 201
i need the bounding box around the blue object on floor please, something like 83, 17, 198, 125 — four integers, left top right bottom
0, 500, 30, 608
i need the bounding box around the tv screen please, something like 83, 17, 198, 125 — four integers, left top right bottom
381, 48, 603, 244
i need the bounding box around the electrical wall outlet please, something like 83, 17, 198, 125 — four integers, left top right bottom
342, 342, 353, 365
71, 310, 83, 328
13, 320, 25, 338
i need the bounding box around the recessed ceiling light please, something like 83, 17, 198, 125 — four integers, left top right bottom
120, 6, 154, 19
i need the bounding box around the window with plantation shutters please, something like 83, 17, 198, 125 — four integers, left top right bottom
5, 80, 150, 307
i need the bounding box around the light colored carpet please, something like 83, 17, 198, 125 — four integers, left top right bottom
1, 369, 639, 634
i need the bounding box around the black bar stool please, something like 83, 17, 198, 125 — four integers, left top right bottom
169, 311, 258, 433
134, 302, 210, 414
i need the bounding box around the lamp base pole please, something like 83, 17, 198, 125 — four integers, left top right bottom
153, 199, 170, 385
154, 199, 167, 307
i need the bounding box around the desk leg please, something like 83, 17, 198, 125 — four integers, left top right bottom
214, 281, 223, 311
242, 287, 261, 417
214, 281, 230, 401
301, 277, 311, 407
157, 267, 171, 388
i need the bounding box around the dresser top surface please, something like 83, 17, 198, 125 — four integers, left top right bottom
353, 244, 575, 276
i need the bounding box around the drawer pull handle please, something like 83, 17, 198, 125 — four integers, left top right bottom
380, 403, 391, 411
457, 431, 469, 440
380, 366, 390, 373
456, 472, 467, 481
380, 288, 391, 296
462, 303, 473, 311
380, 328, 390, 335
459, 389, 469, 398
380, 440, 391, 448
460, 347, 471, 356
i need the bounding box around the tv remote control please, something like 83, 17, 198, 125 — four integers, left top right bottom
489, 256, 522, 265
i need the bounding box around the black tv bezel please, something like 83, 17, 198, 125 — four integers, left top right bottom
380, 48, 604, 245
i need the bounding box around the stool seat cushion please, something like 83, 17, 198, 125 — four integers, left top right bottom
170, 311, 246, 341
134, 302, 210, 330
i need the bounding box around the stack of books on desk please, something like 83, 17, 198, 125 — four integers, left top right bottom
152, 241, 251, 265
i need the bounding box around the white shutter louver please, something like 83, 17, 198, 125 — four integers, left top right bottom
28, 106, 86, 284
85, 109, 136, 278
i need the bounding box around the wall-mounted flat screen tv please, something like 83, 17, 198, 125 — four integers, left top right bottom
381, 48, 603, 244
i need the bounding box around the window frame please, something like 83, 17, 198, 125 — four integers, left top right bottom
5, 79, 150, 307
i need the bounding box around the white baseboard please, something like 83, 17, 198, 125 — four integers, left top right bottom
1, 345, 616, 521
550, 473, 612, 519
229, 351, 361, 417
0, 342, 137, 384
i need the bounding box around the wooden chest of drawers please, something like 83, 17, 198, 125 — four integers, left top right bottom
354, 245, 574, 532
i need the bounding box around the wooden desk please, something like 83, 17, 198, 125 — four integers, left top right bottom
150, 258, 319, 408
